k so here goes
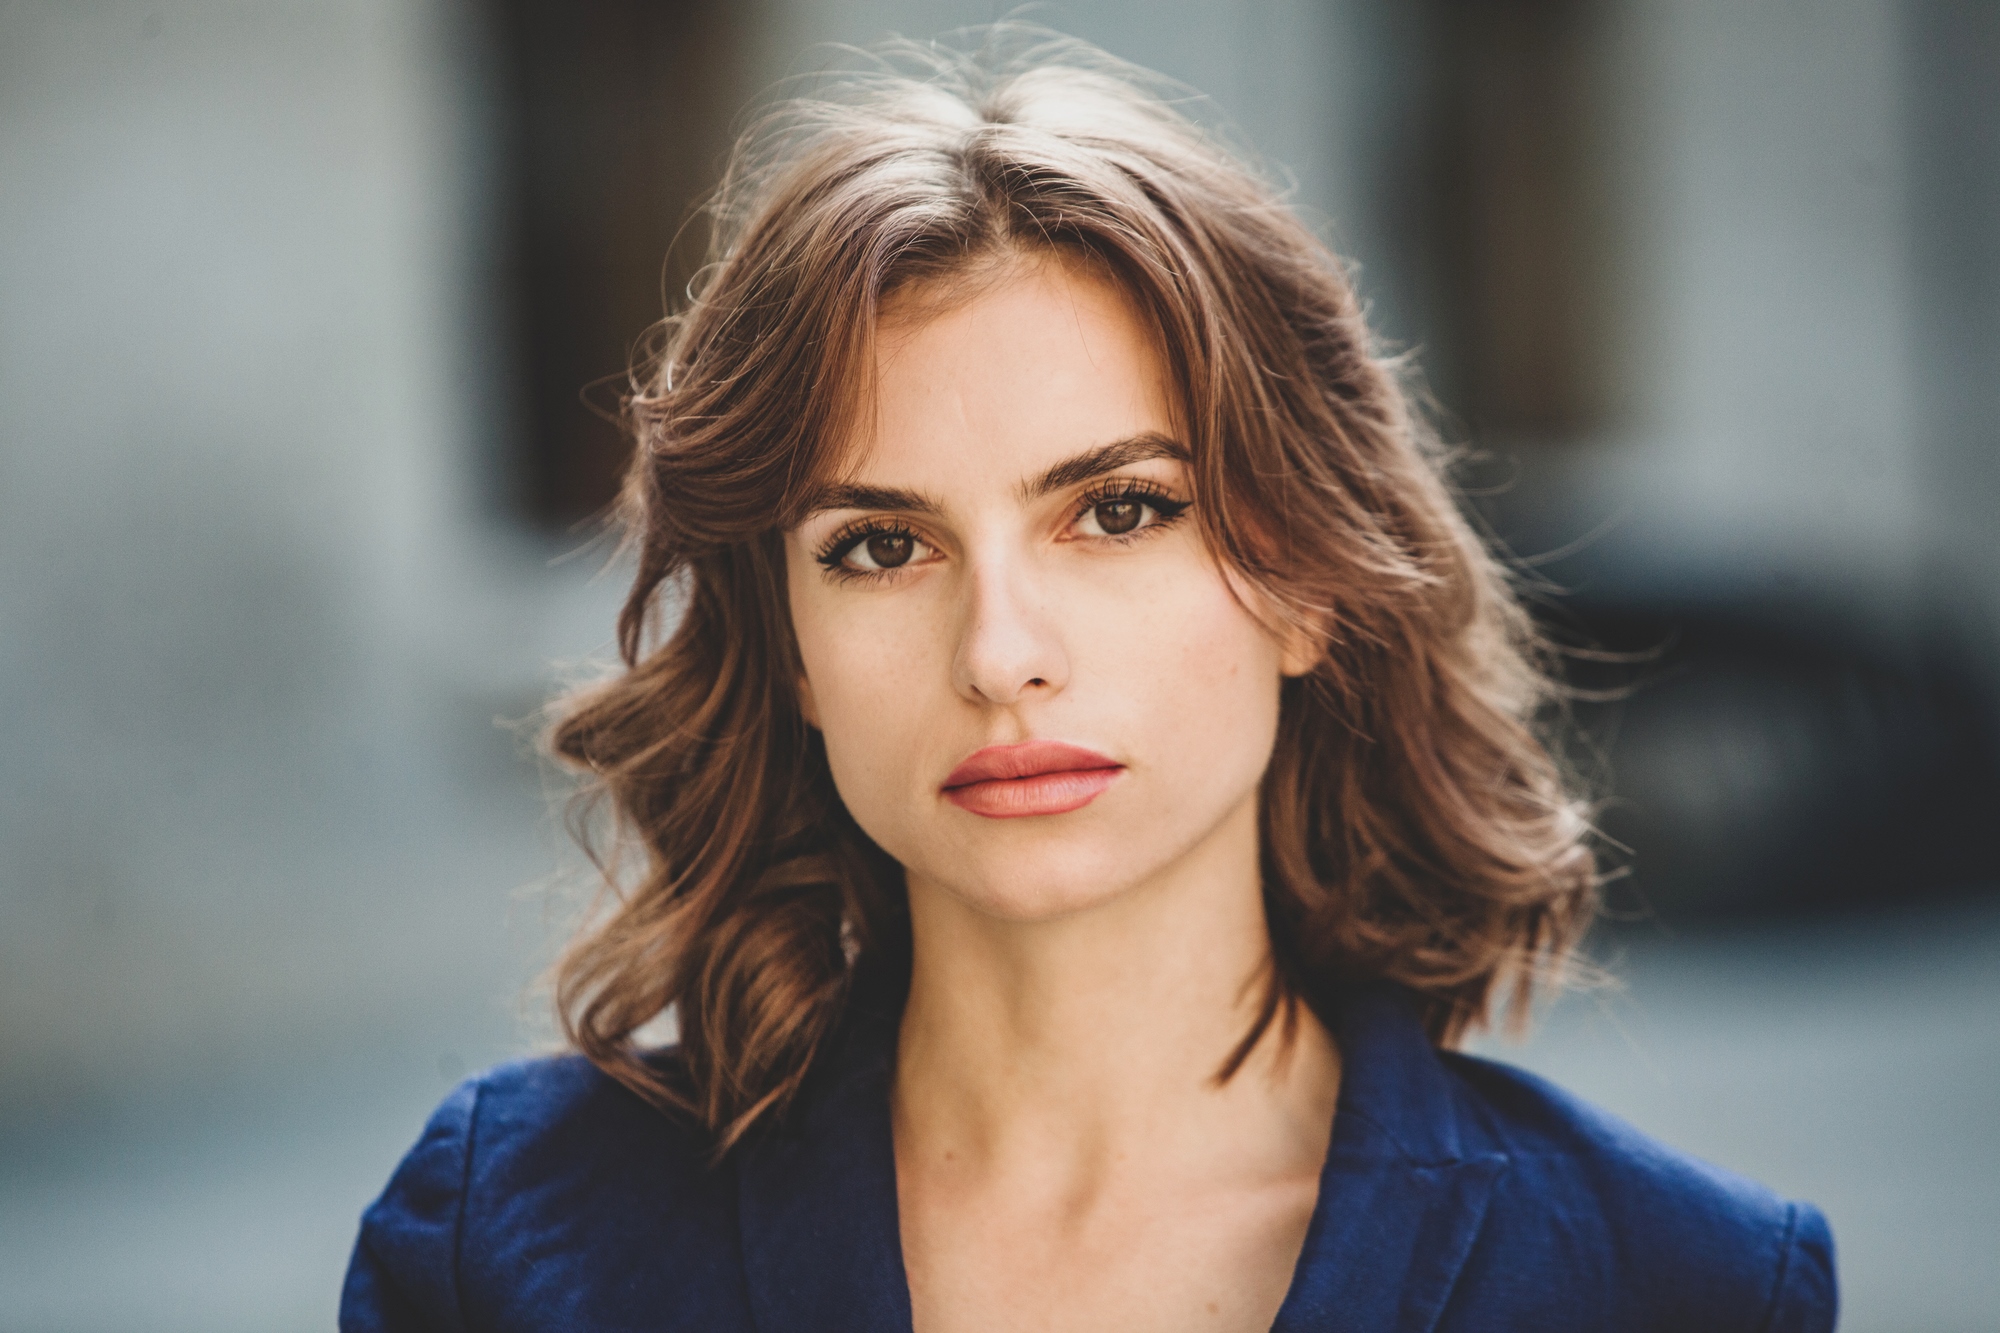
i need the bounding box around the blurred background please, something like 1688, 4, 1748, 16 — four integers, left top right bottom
1, 1, 1995, 1328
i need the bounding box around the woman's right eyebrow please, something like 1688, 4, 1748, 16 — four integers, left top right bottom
799, 482, 943, 518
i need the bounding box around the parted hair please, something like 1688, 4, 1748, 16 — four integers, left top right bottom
547, 29, 1597, 1153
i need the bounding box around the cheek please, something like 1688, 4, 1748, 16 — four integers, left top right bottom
1084, 561, 1287, 773
787, 568, 945, 810
1110, 562, 1278, 687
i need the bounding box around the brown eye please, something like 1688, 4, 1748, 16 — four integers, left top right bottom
819, 525, 934, 576
1092, 500, 1142, 535
861, 532, 913, 568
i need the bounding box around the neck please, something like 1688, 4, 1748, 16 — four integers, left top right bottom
892, 796, 1339, 1192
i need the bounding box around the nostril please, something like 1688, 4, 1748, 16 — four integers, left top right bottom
1028, 678, 1047, 687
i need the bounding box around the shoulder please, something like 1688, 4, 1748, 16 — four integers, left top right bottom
1437, 1050, 1836, 1332
341, 1052, 752, 1333
453, 1048, 715, 1181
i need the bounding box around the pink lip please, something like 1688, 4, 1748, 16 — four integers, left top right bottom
941, 741, 1125, 819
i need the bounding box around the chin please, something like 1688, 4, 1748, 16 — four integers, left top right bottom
944, 877, 1117, 924
911, 833, 1152, 924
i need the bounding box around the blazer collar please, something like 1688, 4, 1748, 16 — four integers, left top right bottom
735, 1004, 913, 1333
1268, 984, 1509, 1332
734, 984, 1506, 1333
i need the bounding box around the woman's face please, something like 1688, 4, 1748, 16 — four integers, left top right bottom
786, 256, 1310, 922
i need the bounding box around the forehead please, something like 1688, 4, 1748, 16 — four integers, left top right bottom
839, 256, 1178, 488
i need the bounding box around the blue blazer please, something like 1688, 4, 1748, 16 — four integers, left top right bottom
342, 985, 1836, 1331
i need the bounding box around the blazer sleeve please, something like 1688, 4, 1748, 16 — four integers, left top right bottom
1762, 1201, 1838, 1333
339, 1078, 479, 1333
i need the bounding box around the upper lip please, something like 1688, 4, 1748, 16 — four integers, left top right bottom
942, 741, 1123, 789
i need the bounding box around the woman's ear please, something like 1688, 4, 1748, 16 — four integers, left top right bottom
1274, 595, 1334, 678
795, 672, 821, 729
1224, 564, 1328, 679
1278, 616, 1327, 678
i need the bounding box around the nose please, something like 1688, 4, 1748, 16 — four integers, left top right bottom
950, 550, 1070, 707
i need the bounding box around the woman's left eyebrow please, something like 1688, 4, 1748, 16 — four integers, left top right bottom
1019, 431, 1189, 500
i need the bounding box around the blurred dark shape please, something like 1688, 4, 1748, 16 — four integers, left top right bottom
1554, 598, 2000, 920
1408, 0, 1615, 441
489, 0, 745, 529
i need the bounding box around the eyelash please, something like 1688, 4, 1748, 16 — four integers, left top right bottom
812, 480, 1193, 582
813, 518, 917, 579
1072, 478, 1191, 535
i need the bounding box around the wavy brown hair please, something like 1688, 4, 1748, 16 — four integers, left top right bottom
548, 30, 1598, 1152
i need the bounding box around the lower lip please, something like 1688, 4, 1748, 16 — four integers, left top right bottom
942, 767, 1124, 819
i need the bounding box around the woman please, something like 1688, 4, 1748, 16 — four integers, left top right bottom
343, 32, 1835, 1333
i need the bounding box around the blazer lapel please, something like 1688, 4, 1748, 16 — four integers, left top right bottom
734, 1010, 915, 1333
732, 985, 1501, 1333
1270, 986, 1509, 1333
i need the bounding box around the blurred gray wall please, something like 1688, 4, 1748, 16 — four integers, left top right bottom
0, 0, 620, 1117
1580, 0, 1924, 601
